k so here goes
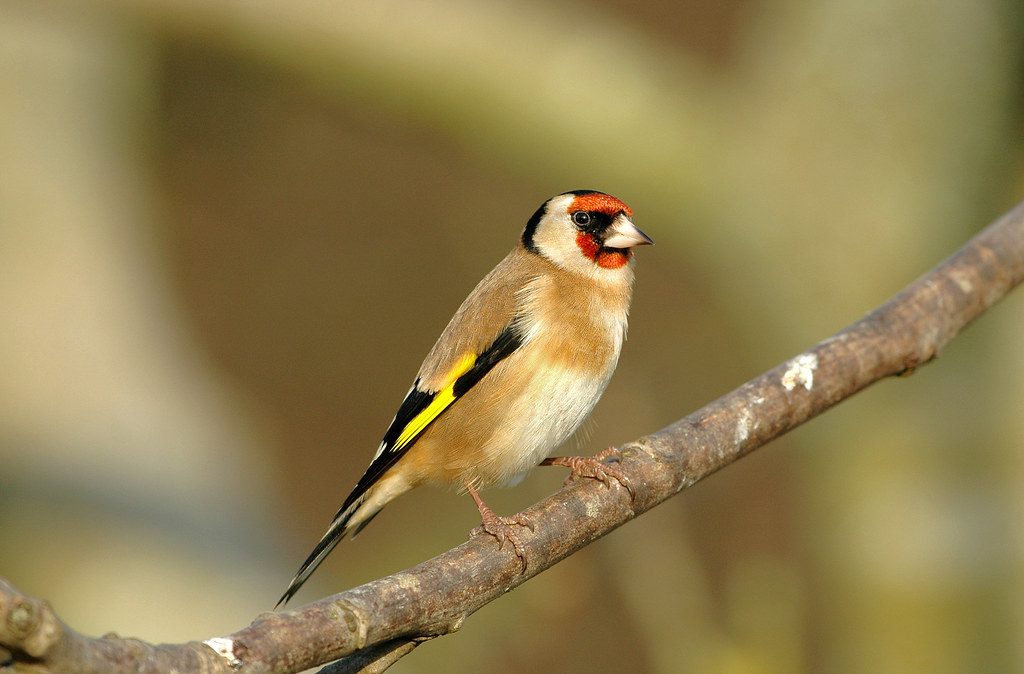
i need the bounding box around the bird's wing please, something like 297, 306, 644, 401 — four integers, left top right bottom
331, 249, 540, 524
335, 320, 525, 524
275, 320, 526, 607
277, 251, 542, 607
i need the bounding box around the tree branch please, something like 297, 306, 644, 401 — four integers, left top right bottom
3, 201, 1023, 673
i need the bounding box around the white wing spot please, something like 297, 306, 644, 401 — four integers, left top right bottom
781, 353, 818, 391
203, 637, 242, 669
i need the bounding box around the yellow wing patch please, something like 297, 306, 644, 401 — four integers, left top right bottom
393, 352, 476, 451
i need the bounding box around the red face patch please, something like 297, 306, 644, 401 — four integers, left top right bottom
596, 249, 630, 268
576, 232, 631, 269
568, 193, 633, 218
576, 231, 600, 259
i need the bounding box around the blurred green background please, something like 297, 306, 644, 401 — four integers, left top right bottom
2, 0, 1024, 672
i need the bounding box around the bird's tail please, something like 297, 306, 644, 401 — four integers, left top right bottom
276, 499, 363, 608
276, 472, 410, 608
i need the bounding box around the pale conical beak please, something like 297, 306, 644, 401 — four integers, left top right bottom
603, 217, 654, 249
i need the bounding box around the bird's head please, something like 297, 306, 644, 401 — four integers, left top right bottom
521, 190, 653, 277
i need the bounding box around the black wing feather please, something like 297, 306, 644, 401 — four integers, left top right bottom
332, 322, 525, 524
329, 385, 435, 522
277, 322, 526, 606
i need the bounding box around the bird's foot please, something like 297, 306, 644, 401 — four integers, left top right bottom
468, 487, 533, 571
540, 447, 634, 500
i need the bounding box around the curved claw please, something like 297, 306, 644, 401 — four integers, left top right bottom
468, 487, 532, 572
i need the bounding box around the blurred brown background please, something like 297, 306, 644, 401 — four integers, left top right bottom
2, 0, 1024, 672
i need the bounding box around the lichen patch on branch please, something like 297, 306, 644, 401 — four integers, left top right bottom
781, 353, 818, 391
735, 407, 754, 445
203, 636, 242, 669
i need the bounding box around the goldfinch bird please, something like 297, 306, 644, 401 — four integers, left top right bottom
278, 190, 652, 606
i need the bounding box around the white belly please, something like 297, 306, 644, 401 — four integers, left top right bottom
478, 360, 616, 487
463, 271, 630, 489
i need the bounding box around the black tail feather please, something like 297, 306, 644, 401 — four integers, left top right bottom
275, 509, 355, 608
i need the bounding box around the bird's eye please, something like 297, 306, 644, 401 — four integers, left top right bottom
572, 211, 591, 226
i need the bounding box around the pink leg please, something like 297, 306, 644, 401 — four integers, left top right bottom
540, 447, 634, 500
468, 486, 534, 570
